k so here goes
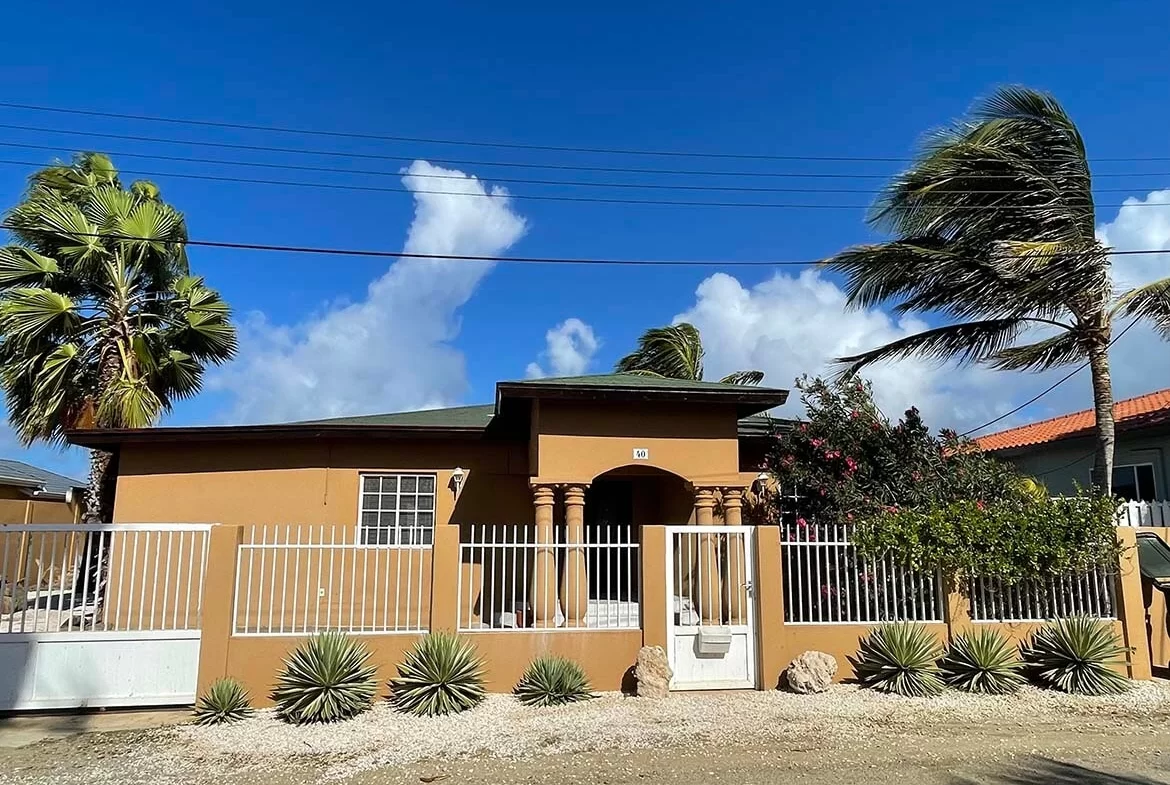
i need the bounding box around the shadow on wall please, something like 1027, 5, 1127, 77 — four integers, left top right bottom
952, 758, 1166, 785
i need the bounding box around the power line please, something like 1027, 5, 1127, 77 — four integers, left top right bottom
962, 318, 1140, 438
3, 100, 1169, 164
0, 157, 1164, 212
4, 224, 1170, 267
0, 139, 1159, 197
4, 121, 1167, 182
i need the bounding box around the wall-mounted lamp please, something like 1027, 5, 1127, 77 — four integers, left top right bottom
451, 467, 467, 499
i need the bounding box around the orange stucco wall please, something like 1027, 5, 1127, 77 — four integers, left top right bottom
531, 400, 745, 485
112, 438, 532, 528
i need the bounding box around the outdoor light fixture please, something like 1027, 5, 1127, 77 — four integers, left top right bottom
451, 467, 467, 498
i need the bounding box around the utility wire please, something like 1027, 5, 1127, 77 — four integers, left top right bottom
961, 318, 1141, 438
2, 122, 1168, 182
0, 157, 1164, 211
4, 224, 1170, 267
3, 100, 1169, 164
0, 139, 1157, 197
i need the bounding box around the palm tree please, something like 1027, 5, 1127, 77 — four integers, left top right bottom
615, 323, 765, 385
821, 87, 1170, 495
0, 152, 238, 521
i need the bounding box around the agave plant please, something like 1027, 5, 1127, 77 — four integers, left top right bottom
390, 631, 486, 716
1022, 616, 1132, 695
514, 655, 593, 707
271, 631, 378, 724
850, 622, 944, 697
193, 678, 253, 726
940, 629, 1025, 695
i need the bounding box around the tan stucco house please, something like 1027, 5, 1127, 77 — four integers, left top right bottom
51, 374, 1151, 699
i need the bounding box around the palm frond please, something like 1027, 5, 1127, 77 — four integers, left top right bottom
0, 247, 61, 288
615, 322, 704, 380
835, 318, 1025, 374
986, 330, 1085, 371
1114, 277, 1170, 338
0, 288, 81, 344
718, 369, 765, 385
96, 376, 165, 429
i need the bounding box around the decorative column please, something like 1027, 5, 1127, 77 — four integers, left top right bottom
531, 485, 558, 627
693, 488, 722, 625
722, 488, 749, 624
559, 484, 588, 627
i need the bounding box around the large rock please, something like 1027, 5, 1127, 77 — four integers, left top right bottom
784, 650, 837, 694
634, 645, 672, 698
0, 580, 27, 615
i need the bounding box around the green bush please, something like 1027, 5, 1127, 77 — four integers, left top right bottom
390, 631, 486, 716
940, 629, 1025, 694
193, 678, 253, 726
514, 655, 593, 707
851, 622, 944, 697
1022, 617, 1132, 695
272, 631, 378, 724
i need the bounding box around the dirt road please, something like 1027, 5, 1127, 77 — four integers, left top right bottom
5, 686, 1170, 784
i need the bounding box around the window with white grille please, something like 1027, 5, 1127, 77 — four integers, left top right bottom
359, 474, 436, 545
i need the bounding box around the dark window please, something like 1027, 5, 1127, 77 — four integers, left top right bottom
1111, 464, 1158, 502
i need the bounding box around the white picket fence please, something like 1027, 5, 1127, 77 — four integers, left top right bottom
779, 521, 944, 624
233, 525, 431, 635
457, 524, 640, 631
1118, 500, 1170, 527
968, 567, 1118, 622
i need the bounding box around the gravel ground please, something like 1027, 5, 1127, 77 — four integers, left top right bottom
8, 681, 1170, 784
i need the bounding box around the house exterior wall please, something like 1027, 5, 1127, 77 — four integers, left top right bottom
112, 438, 533, 528
1003, 430, 1170, 499
530, 400, 744, 484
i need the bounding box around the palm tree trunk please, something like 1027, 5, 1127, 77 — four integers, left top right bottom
73, 448, 117, 626
1087, 343, 1115, 496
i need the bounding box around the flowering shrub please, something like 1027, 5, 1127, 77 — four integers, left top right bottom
764, 376, 1120, 579
764, 376, 1021, 525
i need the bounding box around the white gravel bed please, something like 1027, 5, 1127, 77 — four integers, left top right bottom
168, 681, 1170, 781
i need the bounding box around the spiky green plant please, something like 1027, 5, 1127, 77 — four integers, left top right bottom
514, 655, 593, 707
850, 622, 944, 697
193, 678, 253, 726
1022, 616, 1132, 695
390, 631, 485, 716
271, 631, 378, 724
940, 629, 1025, 694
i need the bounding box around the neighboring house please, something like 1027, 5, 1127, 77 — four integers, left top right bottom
0, 459, 84, 524
975, 388, 1170, 502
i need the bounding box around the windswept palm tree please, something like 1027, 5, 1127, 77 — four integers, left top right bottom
821, 87, 1170, 494
0, 153, 238, 521
615, 323, 764, 385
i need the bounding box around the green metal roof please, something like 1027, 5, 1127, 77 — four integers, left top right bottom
293, 404, 496, 429
503, 373, 787, 394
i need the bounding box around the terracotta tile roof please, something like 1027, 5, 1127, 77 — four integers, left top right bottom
976, 388, 1170, 453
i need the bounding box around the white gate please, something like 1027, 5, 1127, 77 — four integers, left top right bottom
664, 525, 757, 690
0, 523, 210, 710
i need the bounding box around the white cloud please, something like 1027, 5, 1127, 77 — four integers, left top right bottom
680, 190, 1170, 431
213, 161, 527, 422
525, 318, 600, 379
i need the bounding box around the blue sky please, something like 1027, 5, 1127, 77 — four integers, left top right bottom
2, 0, 1170, 480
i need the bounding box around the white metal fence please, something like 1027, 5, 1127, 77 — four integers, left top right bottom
667, 526, 753, 628
234, 525, 431, 635
0, 523, 210, 634
457, 523, 640, 631
780, 521, 943, 624
1119, 500, 1170, 527
969, 567, 1119, 622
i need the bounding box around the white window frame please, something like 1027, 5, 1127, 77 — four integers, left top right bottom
1099, 462, 1159, 502
357, 473, 437, 546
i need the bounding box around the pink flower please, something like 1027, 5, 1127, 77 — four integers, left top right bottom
850, 410, 859, 419
826, 450, 840, 460
796, 517, 808, 528
845, 457, 858, 471
976, 500, 986, 511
